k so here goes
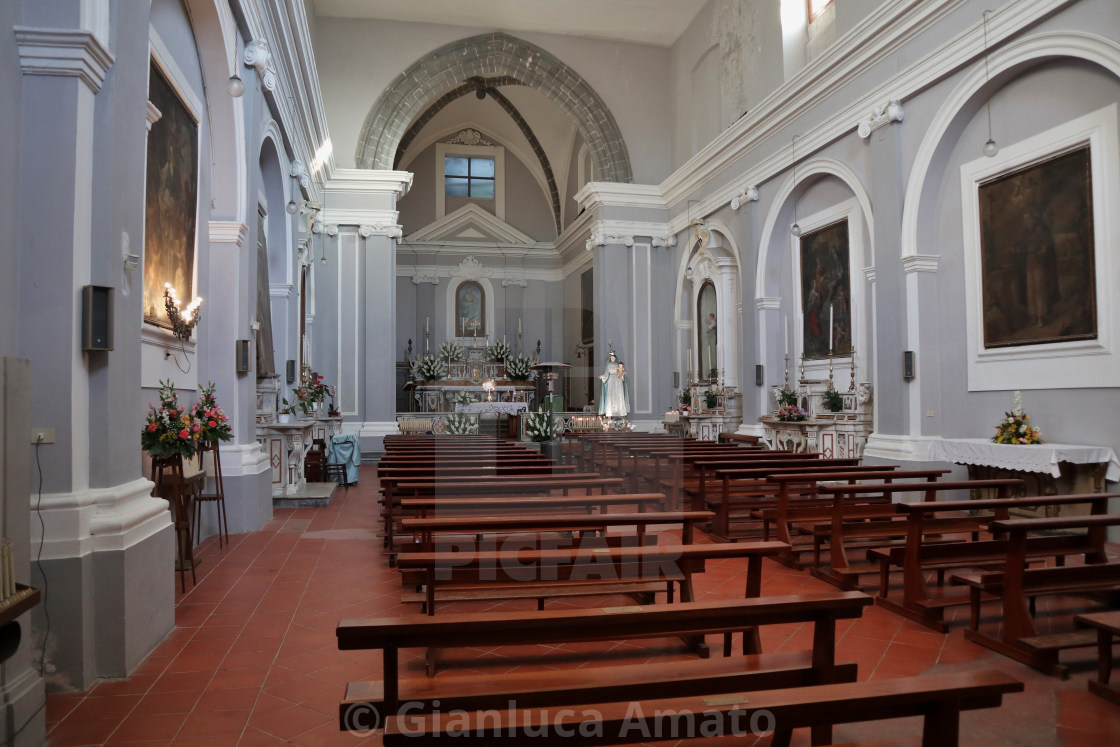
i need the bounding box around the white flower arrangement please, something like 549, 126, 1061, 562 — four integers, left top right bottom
487, 339, 511, 363
504, 354, 534, 381
412, 355, 448, 381
439, 340, 465, 363
524, 407, 554, 442
453, 391, 476, 406
444, 412, 478, 435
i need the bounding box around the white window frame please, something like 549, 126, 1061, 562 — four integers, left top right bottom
960, 103, 1119, 391
436, 143, 505, 221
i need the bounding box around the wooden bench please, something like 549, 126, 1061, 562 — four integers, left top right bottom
718, 432, 762, 445
399, 492, 666, 518
381, 669, 1023, 746
1075, 610, 1120, 704
398, 510, 713, 546
395, 541, 788, 619
337, 591, 872, 735
953, 513, 1120, 677
869, 493, 1118, 631
808, 479, 1022, 590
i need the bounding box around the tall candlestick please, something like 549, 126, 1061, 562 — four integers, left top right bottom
828, 304, 834, 352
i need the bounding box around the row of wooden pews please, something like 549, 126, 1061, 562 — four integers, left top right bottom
330, 433, 1028, 742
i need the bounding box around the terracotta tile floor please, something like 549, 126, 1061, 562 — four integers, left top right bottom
45, 466, 1120, 745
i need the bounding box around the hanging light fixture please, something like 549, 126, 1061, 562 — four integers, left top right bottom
790, 134, 802, 237
981, 10, 999, 158
286, 174, 299, 214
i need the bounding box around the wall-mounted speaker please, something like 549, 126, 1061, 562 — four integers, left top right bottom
672, 371, 679, 389
235, 340, 251, 373
286, 359, 296, 383
755, 365, 764, 386
81, 285, 113, 351
903, 350, 915, 380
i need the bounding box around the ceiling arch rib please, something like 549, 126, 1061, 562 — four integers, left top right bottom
355, 31, 632, 185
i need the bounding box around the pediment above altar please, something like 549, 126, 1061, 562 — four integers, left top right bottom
406, 204, 535, 246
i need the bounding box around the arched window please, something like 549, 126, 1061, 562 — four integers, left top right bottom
455, 281, 486, 338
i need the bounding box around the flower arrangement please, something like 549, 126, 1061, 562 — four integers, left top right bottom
192, 382, 232, 444
776, 404, 807, 422
280, 396, 310, 417
327, 400, 341, 417
679, 389, 692, 408
453, 390, 476, 406
444, 412, 478, 435
486, 339, 511, 364
524, 407, 555, 442
298, 365, 333, 406
704, 390, 719, 409
412, 355, 449, 381
775, 387, 798, 408
142, 379, 203, 459
504, 354, 533, 381
993, 391, 1042, 445
439, 340, 465, 363
821, 388, 844, 413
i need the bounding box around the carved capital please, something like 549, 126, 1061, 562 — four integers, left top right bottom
585, 230, 634, 251
145, 101, 162, 132
15, 27, 115, 94
244, 40, 276, 91
730, 185, 759, 210
359, 223, 403, 239
411, 273, 440, 285
500, 275, 528, 288
651, 235, 678, 248
901, 255, 939, 274
290, 159, 309, 189
857, 99, 904, 139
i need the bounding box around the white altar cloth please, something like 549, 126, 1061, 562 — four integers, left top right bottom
929, 438, 1120, 482
455, 401, 529, 415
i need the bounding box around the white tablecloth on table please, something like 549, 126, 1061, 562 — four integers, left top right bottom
928, 438, 1120, 481
455, 401, 528, 415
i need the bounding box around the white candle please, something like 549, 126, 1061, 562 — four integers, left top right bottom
687, 348, 692, 374
425, 316, 429, 333
518, 317, 522, 334
828, 304, 834, 352
784, 316, 789, 357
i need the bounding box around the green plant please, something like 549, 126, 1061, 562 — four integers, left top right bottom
821, 388, 843, 412
280, 396, 310, 417
776, 387, 798, 408
328, 399, 340, 416
679, 389, 692, 407
704, 390, 718, 409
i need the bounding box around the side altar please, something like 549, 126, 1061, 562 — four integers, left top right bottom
760, 379, 873, 458
680, 380, 741, 441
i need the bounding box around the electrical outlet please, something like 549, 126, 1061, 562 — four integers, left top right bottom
926, 410, 935, 417
32, 428, 55, 444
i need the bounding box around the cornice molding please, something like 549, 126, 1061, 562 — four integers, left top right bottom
269, 283, 294, 299
902, 255, 941, 274
325, 168, 413, 197
145, 101, 162, 132
208, 221, 250, 246
756, 297, 782, 310
399, 264, 562, 284
574, 182, 666, 212
585, 220, 673, 251
321, 208, 397, 228
359, 223, 403, 239
14, 27, 115, 93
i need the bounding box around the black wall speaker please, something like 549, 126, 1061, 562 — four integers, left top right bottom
672, 371, 679, 389
286, 359, 296, 383
903, 350, 915, 380
755, 364, 764, 386
235, 340, 251, 373
81, 285, 113, 351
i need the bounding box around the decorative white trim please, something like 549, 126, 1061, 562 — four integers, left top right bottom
406, 203, 534, 245
446, 128, 492, 146
651, 235, 679, 248
575, 182, 666, 212
959, 103, 1119, 391
400, 264, 562, 284
674, 320, 693, 331
321, 207, 398, 228
359, 223, 402, 239
325, 168, 412, 197
411, 273, 440, 285
857, 99, 904, 139
863, 266, 877, 283
756, 297, 782, 310
217, 442, 270, 477
584, 220, 670, 251
14, 27, 114, 93
358, 421, 402, 439
243, 39, 277, 91
269, 282, 294, 299
290, 159, 309, 189
901, 255, 939, 274
209, 221, 250, 246
500, 274, 528, 288
31, 478, 172, 559
145, 101, 162, 132
730, 185, 759, 210
863, 433, 937, 463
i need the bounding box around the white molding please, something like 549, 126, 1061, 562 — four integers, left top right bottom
857, 99, 904, 139
357, 421, 400, 439
406, 203, 535, 246
359, 223, 402, 239
217, 442, 270, 477
325, 168, 413, 196
959, 103, 1119, 391
585, 220, 673, 251
148, 27, 203, 120
145, 101, 162, 131
756, 297, 781, 310
208, 221, 250, 247
269, 282, 294, 299
243, 39, 277, 91
31, 478, 172, 559
575, 182, 666, 212
321, 207, 397, 227
730, 185, 759, 210
901, 255, 939, 274
14, 27, 114, 93
863, 433, 936, 463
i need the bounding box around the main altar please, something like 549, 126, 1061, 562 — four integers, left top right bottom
760, 379, 873, 458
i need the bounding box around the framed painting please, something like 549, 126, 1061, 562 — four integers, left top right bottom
455, 280, 485, 337
143, 61, 198, 327
978, 146, 1096, 348
581, 269, 594, 343
697, 281, 717, 379
800, 219, 851, 358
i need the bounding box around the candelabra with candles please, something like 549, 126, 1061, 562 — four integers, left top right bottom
163, 284, 202, 342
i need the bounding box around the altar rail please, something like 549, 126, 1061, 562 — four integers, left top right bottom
395, 412, 603, 438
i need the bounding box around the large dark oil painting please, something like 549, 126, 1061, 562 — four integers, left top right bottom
144, 62, 198, 327
978, 146, 1096, 348
800, 219, 851, 358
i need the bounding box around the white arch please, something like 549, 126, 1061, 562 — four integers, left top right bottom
445, 276, 496, 342
754, 157, 874, 302
901, 31, 1120, 260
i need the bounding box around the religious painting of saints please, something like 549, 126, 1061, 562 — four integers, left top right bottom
581, 269, 594, 343
800, 219, 851, 358
143, 62, 199, 327
978, 146, 1096, 348
697, 281, 718, 379
455, 281, 485, 337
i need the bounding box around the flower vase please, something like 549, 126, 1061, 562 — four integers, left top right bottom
278, 413, 292, 424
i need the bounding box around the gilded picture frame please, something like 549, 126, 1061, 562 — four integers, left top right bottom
799, 219, 851, 358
